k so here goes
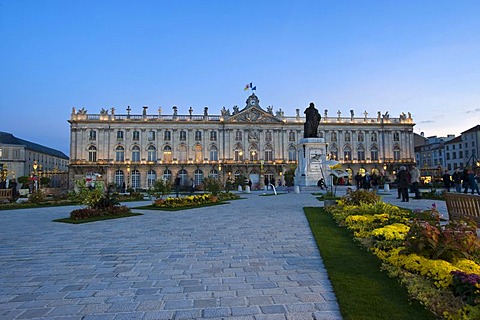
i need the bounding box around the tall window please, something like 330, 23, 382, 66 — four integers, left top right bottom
288, 146, 296, 161
164, 130, 171, 141
250, 149, 258, 161
264, 145, 273, 161
178, 168, 188, 185
289, 131, 295, 142
114, 170, 124, 188
147, 170, 156, 188
89, 130, 96, 141
178, 144, 187, 162
209, 146, 218, 161
210, 131, 217, 141
117, 130, 124, 141
194, 169, 204, 186
371, 146, 378, 161
357, 146, 365, 161
133, 130, 140, 141
88, 146, 97, 162
209, 169, 218, 179
344, 132, 351, 142
330, 148, 338, 160
148, 130, 155, 141
393, 132, 400, 142
357, 132, 364, 142
194, 145, 202, 162
265, 131, 272, 142
163, 145, 172, 163
147, 145, 156, 162
131, 169, 140, 190
235, 130, 242, 141
234, 147, 244, 161
371, 132, 377, 142
132, 146, 140, 162
163, 169, 172, 181
393, 146, 401, 161
331, 132, 337, 142
180, 130, 187, 141
115, 146, 124, 162
343, 147, 352, 161
195, 130, 202, 141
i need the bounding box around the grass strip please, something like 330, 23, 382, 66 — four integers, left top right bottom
304, 207, 435, 320
53, 213, 143, 224
0, 201, 79, 210
134, 201, 228, 211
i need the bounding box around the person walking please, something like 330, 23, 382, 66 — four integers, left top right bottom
371, 173, 379, 193
362, 172, 371, 190
462, 168, 470, 194
467, 169, 480, 195
174, 174, 181, 197
398, 166, 410, 202
410, 165, 421, 199
452, 168, 462, 193
189, 178, 195, 195
442, 170, 451, 192
354, 172, 362, 190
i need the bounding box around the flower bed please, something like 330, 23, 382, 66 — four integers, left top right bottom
325, 190, 480, 318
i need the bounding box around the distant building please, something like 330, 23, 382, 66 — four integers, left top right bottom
461, 125, 480, 169
414, 134, 455, 181
68, 93, 416, 190
0, 131, 69, 185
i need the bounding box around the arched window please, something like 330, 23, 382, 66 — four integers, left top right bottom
264, 170, 274, 186
147, 145, 156, 162
194, 169, 203, 186
249, 144, 258, 161
131, 169, 140, 190
234, 170, 243, 180
194, 145, 202, 162
264, 145, 273, 161
114, 170, 124, 188
357, 145, 365, 161
393, 146, 401, 161
163, 169, 172, 181
234, 145, 244, 161
132, 146, 141, 162
329, 147, 338, 160
163, 145, 172, 163
147, 170, 156, 188
288, 146, 296, 161
343, 146, 352, 161
88, 146, 97, 162
371, 146, 379, 161
178, 144, 187, 162
209, 145, 218, 161
178, 168, 188, 185
209, 169, 218, 179
115, 146, 124, 162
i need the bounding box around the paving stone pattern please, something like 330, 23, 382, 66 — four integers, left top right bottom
0, 193, 343, 320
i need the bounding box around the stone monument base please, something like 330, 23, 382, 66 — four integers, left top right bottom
294, 138, 328, 187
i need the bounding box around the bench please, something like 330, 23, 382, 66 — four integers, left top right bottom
0, 189, 13, 203
445, 192, 480, 225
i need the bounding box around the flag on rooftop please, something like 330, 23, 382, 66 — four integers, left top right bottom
252, 86, 256, 90
244, 84, 249, 91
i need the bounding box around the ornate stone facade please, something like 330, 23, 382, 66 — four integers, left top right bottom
68, 93, 416, 190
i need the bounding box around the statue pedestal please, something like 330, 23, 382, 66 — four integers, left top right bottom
294, 138, 328, 187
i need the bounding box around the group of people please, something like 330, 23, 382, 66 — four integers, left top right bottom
444, 168, 480, 195
354, 172, 381, 193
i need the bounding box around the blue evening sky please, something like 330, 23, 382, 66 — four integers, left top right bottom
1, 0, 479, 155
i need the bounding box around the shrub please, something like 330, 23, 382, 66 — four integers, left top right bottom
218, 191, 240, 201
28, 190, 45, 204
147, 179, 172, 200
342, 189, 381, 205
202, 177, 223, 196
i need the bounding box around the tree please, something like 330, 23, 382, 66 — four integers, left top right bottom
147, 179, 172, 201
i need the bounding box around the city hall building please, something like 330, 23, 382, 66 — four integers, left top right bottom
68, 93, 416, 190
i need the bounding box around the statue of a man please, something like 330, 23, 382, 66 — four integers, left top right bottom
304, 102, 321, 138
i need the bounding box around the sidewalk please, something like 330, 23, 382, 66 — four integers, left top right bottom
0, 194, 342, 320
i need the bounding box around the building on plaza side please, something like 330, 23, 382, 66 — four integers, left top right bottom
68, 93, 416, 190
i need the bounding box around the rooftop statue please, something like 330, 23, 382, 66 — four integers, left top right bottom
303, 102, 321, 138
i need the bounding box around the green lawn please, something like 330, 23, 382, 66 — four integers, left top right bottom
304, 207, 435, 320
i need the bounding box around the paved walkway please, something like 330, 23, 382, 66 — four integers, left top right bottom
0, 193, 342, 320
0, 188, 449, 320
